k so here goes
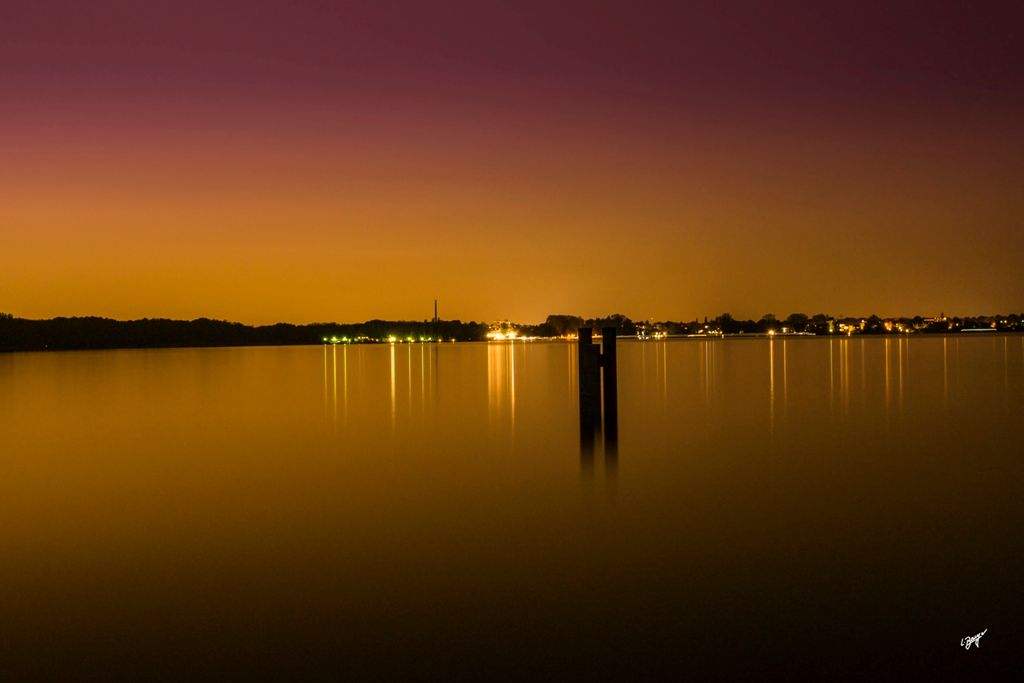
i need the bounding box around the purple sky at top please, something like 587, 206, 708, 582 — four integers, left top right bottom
2, 1, 1022, 322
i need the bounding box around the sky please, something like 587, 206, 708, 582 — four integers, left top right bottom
2, 0, 1022, 324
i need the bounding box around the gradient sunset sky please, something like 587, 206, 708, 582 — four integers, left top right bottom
3, 1, 1021, 324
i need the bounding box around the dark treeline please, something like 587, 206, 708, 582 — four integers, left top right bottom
520, 312, 1023, 337
0, 314, 485, 352
519, 314, 637, 337
2, 310, 1021, 352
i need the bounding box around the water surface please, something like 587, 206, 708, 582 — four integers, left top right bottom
1, 336, 1021, 677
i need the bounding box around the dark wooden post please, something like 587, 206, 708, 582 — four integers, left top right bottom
601, 327, 618, 451
578, 328, 598, 471
578, 328, 601, 432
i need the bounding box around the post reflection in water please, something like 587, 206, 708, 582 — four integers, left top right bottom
579, 404, 596, 477
578, 397, 616, 479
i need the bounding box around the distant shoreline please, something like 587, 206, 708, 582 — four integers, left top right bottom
2, 313, 1021, 353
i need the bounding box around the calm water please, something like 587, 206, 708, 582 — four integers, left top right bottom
1, 336, 1021, 677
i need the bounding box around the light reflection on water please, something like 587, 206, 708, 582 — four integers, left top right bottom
0, 336, 1022, 677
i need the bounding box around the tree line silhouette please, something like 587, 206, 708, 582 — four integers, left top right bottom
1, 311, 1020, 352
0, 315, 485, 352
525, 312, 1022, 336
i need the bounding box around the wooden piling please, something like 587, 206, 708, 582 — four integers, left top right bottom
578, 328, 602, 432
601, 327, 618, 448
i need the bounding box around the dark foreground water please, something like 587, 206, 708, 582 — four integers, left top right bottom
1, 336, 1021, 678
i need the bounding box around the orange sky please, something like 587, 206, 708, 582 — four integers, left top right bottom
2, 1, 1021, 323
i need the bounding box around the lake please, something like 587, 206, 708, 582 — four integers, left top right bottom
1, 336, 1021, 677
